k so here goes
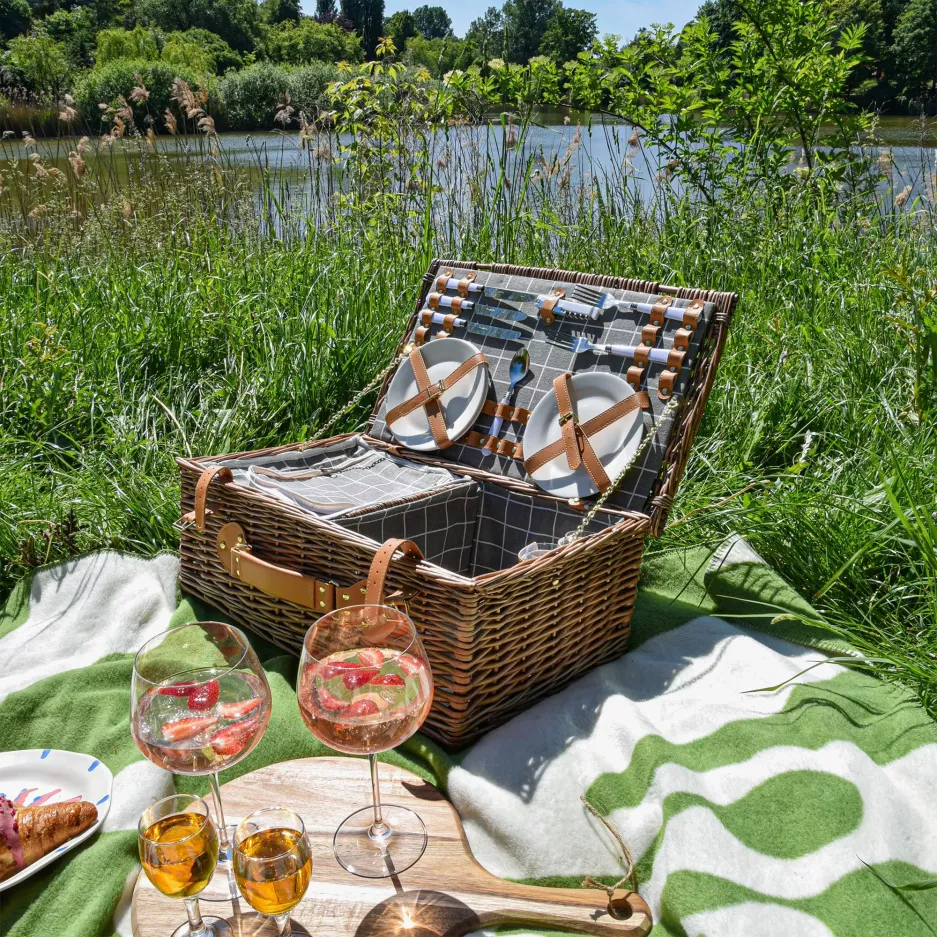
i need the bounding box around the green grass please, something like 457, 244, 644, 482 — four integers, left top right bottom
1, 130, 936, 716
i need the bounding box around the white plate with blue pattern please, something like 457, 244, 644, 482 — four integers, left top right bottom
0, 749, 112, 891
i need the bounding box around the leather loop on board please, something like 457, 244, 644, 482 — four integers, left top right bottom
428, 292, 442, 311
464, 430, 524, 459
538, 289, 565, 326
683, 300, 704, 328
658, 369, 678, 399
216, 522, 367, 612
192, 466, 233, 532
667, 348, 686, 370
673, 327, 692, 352
442, 313, 457, 331
366, 538, 424, 607
457, 272, 477, 297
626, 365, 645, 389
648, 296, 673, 327
480, 399, 530, 425
414, 325, 430, 345
633, 345, 650, 367
641, 324, 660, 347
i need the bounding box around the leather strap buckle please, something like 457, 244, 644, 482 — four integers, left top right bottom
427, 378, 446, 401
557, 410, 575, 427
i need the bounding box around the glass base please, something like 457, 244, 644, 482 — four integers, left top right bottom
333, 804, 427, 878
196, 825, 242, 902
170, 916, 231, 937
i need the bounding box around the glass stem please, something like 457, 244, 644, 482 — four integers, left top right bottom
273, 912, 293, 936
207, 772, 230, 850
368, 754, 388, 841
184, 897, 209, 937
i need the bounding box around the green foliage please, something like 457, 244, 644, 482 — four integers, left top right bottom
402, 34, 471, 78
466, 5, 504, 60
315, 0, 337, 19
383, 8, 417, 50
260, 0, 301, 26
891, 0, 937, 109
2, 33, 70, 100
95, 25, 160, 64
0, 0, 30, 43
502, 0, 559, 63
411, 4, 451, 39
136, 0, 261, 53
265, 18, 364, 65
36, 7, 97, 69
340, 0, 384, 57
538, 6, 596, 63
162, 28, 242, 74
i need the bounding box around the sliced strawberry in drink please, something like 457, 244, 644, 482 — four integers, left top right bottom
161, 716, 218, 742
209, 718, 260, 756
316, 685, 348, 713
369, 673, 405, 687
319, 659, 363, 681
397, 654, 423, 677
218, 698, 261, 720
187, 680, 220, 712
344, 698, 379, 717
343, 668, 379, 690
158, 681, 197, 697
357, 648, 384, 668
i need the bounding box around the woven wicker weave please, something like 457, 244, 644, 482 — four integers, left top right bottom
177, 260, 737, 748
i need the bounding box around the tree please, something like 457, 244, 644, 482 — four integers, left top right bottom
261, 0, 302, 25
340, 0, 384, 56
315, 0, 337, 18
2, 33, 70, 100
502, 0, 559, 63
891, 0, 937, 108
465, 5, 504, 60
266, 18, 364, 63
163, 28, 243, 73
384, 9, 417, 51
136, 0, 262, 53
39, 7, 97, 68
695, 0, 742, 49
0, 0, 30, 42
539, 6, 596, 62
412, 4, 450, 39
95, 25, 160, 63
403, 34, 472, 76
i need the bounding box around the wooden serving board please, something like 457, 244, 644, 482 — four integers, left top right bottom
131, 757, 652, 937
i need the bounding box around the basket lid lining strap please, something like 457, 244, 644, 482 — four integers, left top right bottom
385, 347, 488, 450
523, 374, 650, 493
365, 538, 424, 607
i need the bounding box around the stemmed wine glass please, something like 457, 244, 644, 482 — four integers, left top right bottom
132, 622, 272, 900
138, 793, 221, 937
297, 604, 434, 878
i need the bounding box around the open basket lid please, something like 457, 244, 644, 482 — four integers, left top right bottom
365, 260, 736, 529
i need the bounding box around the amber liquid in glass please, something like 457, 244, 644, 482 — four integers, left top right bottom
234, 828, 312, 916
140, 813, 219, 899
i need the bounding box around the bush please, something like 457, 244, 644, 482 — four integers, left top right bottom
162, 28, 243, 75
216, 61, 289, 128
95, 26, 161, 65
286, 61, 339, 115
73, 59, 205, 132
2, 33, 70, 101
265, 19, 363, 65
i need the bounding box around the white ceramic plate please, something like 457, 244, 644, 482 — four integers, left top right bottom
0, 749, 113, 891
385, 337, 491, 451
524, 371, 645, 499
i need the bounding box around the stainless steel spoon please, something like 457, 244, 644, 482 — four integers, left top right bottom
488, 348, 530, 439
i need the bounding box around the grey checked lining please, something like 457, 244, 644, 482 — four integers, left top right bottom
370, 268, 715, 512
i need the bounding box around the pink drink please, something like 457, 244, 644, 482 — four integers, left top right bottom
132, 670, 271, 775
297, 648, 433, 755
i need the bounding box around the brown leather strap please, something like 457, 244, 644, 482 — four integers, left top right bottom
436, 273, 450, 292
649, 296, 673, 327
420, 309, 433, 326
414, 325, 430, 345
523, 384, 649, 491
464, 430, 524, 459
683, 300, 704, 328
673, 327, 692, 352
456, 272, 476, 297
633, 345, 650, 367
385, 348, 488, 449
192, 466, 233, 532
658, 370, 677, 399
216, 522, 366, 611
667, 348, 686, 370
538, 289, 564, 326
641, 324, 660, 346
626, 365, 645, 389
554, 372, 583, 473
442, 313, 457, 331
480, 399, 531, 425
366, 538, 423, 607
428, 292, 442, 310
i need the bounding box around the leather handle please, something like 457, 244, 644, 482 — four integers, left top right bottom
216, 522, 367, 612
366, 538, 424, 607
193, 466, 233, 532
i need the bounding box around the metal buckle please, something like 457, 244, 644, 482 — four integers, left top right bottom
426, 378, 446, 401
557, 411, 575, 427
172, 515, 196, 532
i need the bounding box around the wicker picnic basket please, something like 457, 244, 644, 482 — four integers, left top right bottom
177, 259, 737, 748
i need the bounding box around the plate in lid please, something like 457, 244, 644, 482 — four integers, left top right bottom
384, 337, 490, 451
524, 371, 644, 499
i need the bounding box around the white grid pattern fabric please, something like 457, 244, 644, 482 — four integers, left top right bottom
370, 268, 716, 512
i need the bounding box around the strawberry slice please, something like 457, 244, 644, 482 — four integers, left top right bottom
319, 660, 363, 681
343, 668, 378, 690
218, 698, 261, 720
397, 654, 423, 677
158, 681, 197, 698
369, 673, 405, 687
187, 680, 220, 712
358, 648, 384, 668
209, 718, 260, 756
344, 698, 379, 718
315, 685, 348, 713
161, 716, 217, 742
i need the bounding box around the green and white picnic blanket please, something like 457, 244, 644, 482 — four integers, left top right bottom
2, 537, 936, 937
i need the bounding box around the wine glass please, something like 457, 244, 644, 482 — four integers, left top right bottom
132, 622, 272, 900
138, 793, 222, 937
297, 604, 434, 878
233, 808, 312, 937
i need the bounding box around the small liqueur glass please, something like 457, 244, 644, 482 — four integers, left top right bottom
233, 808, 312, 937
297, 604, 434, 878
131, 622, 272, 899
138, 794, 221, 937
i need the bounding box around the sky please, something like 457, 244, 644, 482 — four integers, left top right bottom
303, 1, 702, 42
